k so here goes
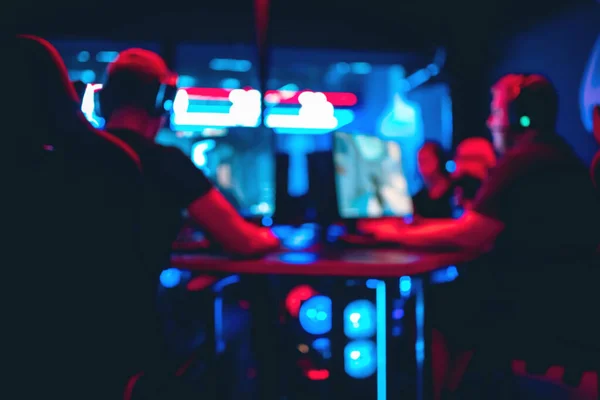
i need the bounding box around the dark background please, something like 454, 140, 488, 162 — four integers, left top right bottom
8, 0, 598, 157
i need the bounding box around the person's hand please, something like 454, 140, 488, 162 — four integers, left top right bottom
357, 218, 406, 234
357, 219, 408, 243
249, 226, 281, 254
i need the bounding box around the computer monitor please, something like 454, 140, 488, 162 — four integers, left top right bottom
157, 43, 275, 221
333, 131, 413, 219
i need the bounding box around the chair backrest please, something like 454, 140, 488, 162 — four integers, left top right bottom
8, 35, 150, 399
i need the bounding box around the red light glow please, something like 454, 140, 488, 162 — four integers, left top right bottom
285, 284, 318, 317
306, 369, 330, 381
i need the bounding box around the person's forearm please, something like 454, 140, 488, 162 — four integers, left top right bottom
395, 219, 473, 250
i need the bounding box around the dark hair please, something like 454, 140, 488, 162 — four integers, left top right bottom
493, 74, 559, 132
454, 175, 483, 200
99, 70, 161, 119
419, 140, 449, 176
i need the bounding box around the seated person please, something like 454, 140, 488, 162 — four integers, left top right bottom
98, 49, 280, 397
12, 35, 148, 400
452, 173, 482, 211
99, 48, 279, 266
452, 137, 497, 181
412, 141, 454, 219
363, 74, 600, 398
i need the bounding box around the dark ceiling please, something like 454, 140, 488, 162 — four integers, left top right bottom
8, 0, 589, 52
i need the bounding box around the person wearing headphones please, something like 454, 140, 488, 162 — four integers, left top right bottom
99, 49, 279, 269
363, 74, 600, 398
412, 141, 454, 219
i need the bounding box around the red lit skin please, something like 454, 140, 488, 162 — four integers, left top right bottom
187, 188, 280, 256
361, 91, 513, 251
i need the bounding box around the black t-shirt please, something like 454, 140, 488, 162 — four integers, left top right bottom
108, 129, 213, 273
473, 132, 600, 263
412, 185, 454, 219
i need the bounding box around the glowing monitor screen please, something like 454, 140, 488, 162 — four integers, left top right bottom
157, 44, 274, 218
334, 131, 413, 219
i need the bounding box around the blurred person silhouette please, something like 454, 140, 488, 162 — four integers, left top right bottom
412, 141, 453, 219
361, 74, 600, 399
9, 35, 153, 400
452, 137, 497, 182
98, 48, 279, 274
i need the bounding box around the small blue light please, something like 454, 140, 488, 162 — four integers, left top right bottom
177, 75, 196, 87
312, 338, 330, 352
261, 216, 273, 227
446, 266, 459, 279
344, 300, 376, 339
160, 268, 181, 288
399, 276, 412, 295
392, 309, 404, 320
445, 160, 456, 174
344, 340, 377, 379
80, 70, 96, 84
299, 295, 332, 335
392, 326, 402, 337
415, 339, 425, 363
77, 51, 90, 63
163, 99, 173, 112
96, 51, 119, 63
365, 279, 379, 289
279, 252, 317, 264
220, 78, 241, 89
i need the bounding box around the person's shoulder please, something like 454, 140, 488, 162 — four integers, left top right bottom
94, 129, 142, 171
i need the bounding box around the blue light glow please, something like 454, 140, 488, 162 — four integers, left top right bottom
445, 160, 456, 174
96, 51, 119, 63
279, 252, 318, 264
344, 340, 377, 379
299, 295, 332, 335
160, 268, 182, 288
213, 275, 240, 293
261, 216, 273, 227
344, 300, 376, 339
431, 265, 460, 284
77, 51, 90, 63
399, 276, 412, 296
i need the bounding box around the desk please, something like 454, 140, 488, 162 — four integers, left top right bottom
171, 248, 476, 400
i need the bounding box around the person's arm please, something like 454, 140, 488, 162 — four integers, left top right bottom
373, 211, 503, 251
162, 147, 279, 256
368, 151, 533, 251
187, 188, 279, 256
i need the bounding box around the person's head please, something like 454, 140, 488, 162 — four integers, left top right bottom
453, 137, 496, 181
487, 74, 558, 154
453, 174, 483, 210
417, 141, 448, 183
99, 49, 178, 139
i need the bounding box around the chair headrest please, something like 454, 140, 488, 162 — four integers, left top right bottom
14, 35, 88, 145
